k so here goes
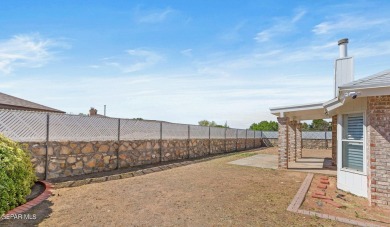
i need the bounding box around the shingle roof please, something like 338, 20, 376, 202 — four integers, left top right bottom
0, 92, 65, 113
339, 69, 390, 89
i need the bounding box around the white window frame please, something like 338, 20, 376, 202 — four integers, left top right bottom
337, 111, 367, 175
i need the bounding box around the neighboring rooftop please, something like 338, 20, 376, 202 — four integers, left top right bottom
339, 69, 390, 90
0, 92, 65, 113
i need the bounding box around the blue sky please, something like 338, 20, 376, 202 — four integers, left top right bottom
1, 0, 390, 128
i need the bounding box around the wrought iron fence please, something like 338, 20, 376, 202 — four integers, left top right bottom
0, 109, 331, 143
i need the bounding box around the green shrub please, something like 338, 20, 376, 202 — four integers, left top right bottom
0, 134, 37, 216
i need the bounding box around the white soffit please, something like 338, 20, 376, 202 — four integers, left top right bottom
270, 102, 324, 113
270, 102, 328, 120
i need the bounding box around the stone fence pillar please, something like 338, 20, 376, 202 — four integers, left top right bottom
277, 117, 289, 169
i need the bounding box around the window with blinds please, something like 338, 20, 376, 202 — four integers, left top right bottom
342, 114, 364, 172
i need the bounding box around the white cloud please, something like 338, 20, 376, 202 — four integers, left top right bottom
103, 49, 162, 73
312, 15, 388, 35
291, 9, 306, 23
254, 9, 306, 43
352, 40, 390, 58
135, 7, 174, 23
88, 65, 101, 69
0, 34, 62, 74
180, 49, 192, 57
219, 21, 247, 42
1, 69, 333, 128
196, 42, 336, 73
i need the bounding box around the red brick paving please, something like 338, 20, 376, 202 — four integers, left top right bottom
4, 181, 52, 216
315, 191, 326, 196
320, 180, 330, 184
311, 194, 333, 200
317, 184, 327, 189
288, 175, 382, 227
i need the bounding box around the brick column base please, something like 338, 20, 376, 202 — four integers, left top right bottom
277, 117, 289, 169
288, 120, 297, 162
296, 123, 302, 159
331, 115, 337, 166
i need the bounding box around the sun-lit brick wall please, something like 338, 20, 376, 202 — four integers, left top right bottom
332, 115, 337, 166
367, 95, 390, 208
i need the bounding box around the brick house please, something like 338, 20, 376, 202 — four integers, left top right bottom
0, 92, 65, 113
270, 39, 390, 208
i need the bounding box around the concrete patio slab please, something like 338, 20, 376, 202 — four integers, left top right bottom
288, 157, 336, 175
228, 154, 278, 169
229, 153, 336, 175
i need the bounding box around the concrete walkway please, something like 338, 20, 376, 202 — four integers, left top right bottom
229, 154, 336, 175
288, 157, 336, 175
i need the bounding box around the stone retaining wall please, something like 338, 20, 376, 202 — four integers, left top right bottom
23, 137, 331, 180
259, 138, 331, 149
23, 138, 263, 180
302, 139, 332, 149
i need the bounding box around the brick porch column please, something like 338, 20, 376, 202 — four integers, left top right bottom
296, 123, 302, 159
288, 120, 297, 162
331, 115, 337, 166
277, 117, 289, 169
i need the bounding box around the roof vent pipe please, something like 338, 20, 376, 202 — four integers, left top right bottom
338, 38, 348, 58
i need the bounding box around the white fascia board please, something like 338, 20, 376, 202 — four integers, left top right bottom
269, 102, 324, 114
323, 97, 344, 113
340, 87, 390, 97
340, 83, 390, 90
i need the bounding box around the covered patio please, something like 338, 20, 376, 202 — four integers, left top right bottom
269, 102, 337, 172
229, 147, 336, 175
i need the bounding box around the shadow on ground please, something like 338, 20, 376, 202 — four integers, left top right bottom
1, 200, 53, 227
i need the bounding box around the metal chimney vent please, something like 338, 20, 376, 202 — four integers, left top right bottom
334, 38, 353, 97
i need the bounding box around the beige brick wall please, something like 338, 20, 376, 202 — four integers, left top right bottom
367, 95, 390, 208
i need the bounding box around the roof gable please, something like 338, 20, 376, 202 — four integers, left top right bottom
0, 92, 65, 113
339, 69, 390, 89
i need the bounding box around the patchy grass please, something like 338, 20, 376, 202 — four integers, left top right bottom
36, 148, 345, 226
235, 151, 258, 158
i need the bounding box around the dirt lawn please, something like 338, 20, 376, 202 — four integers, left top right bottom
28, 147, 348, 226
